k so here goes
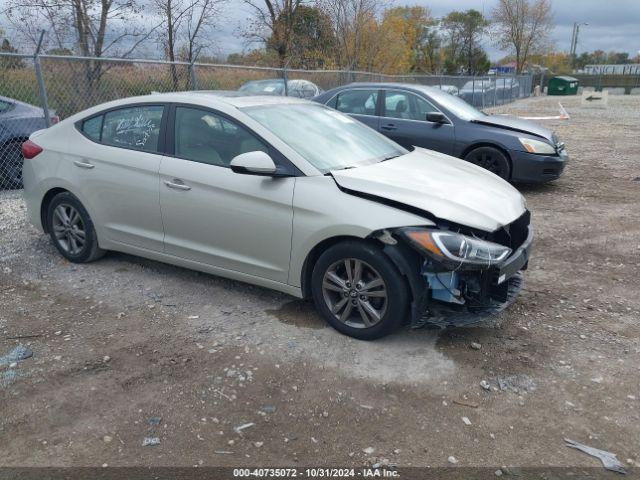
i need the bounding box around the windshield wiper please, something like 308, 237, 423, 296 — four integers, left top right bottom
325, 166, 356, 175
380, 154, 400, 162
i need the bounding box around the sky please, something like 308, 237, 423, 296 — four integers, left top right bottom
1, 0, 639, 61
212, 0, 640, 60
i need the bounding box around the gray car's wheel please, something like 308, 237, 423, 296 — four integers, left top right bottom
464, 146, 511, 180
46, 192, 105, 263
0, 141, 24, 189
311, 240, 409, 340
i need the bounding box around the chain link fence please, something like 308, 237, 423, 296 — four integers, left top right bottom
0, 51, 534, 190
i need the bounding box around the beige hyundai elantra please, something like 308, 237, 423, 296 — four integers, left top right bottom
22, 92, 532, 339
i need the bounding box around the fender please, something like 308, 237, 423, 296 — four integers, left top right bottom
382, 242, 429, 327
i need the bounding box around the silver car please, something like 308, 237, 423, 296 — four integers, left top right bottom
238, 79, 323, 99
22, 93, 532, 339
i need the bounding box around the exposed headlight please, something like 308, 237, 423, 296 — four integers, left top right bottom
398, 228, 512, 267
518, 137, 556, 155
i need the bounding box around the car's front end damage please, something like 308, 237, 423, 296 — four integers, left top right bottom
373, 210, 532, 328
329, 146, 533, 328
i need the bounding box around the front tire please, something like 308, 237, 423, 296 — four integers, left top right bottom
311, 240, 409, 340
46, 192, 105, 263
464, 146, 511, 180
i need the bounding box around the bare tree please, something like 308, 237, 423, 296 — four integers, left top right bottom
242, 0, 305, 67
183, 0, 226, 62
5, 0, 158, 101
492, 0, 554, 73
5, 0, 155, 57
154, 0, 226, 88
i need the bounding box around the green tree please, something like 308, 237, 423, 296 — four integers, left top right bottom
441, 9, 490, 75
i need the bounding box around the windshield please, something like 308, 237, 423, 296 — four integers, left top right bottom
239, 80, 285, 95
426, 87, 486, 120
244, 104, 407, 173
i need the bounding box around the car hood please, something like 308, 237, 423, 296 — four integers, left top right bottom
331, 148, 526, 232
472, 114, 554, 142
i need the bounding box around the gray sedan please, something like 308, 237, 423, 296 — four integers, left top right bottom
0, 95, 57, 188
313, 83, 568, 183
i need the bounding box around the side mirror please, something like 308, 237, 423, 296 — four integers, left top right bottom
426, 112, 449, 124
230, 151, 277, 176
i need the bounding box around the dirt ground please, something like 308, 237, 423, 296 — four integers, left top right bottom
1, 95, 639, 473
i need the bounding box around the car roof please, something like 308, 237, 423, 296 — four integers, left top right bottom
113, 91, 312, 109
320, 82, 451, 99
338, 82, 440, 92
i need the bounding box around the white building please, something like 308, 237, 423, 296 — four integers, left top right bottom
584, 64, 640, 75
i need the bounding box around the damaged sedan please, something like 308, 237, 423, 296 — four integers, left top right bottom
22, 93, 532, 340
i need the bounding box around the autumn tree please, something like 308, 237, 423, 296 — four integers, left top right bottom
321, 0, 391, 71
491, 0, 554, 73
441, 9, 490, 75
374, 6, 434, 74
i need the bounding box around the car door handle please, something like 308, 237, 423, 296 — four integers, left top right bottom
164, 179, 191, 191
73, 160, 95, 169
381, 124, 397, 131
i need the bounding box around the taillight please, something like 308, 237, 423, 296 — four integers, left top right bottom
22, 140, 43, 159
50, 115, 60, 125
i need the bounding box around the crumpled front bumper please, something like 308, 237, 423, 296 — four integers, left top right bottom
384, 225, 533, 329
492, 225, 533, 285
420, 271, 524, 328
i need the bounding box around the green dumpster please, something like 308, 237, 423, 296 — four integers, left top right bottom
548, 76, 579, 95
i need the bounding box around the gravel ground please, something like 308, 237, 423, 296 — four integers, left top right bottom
0, 95, 639, 472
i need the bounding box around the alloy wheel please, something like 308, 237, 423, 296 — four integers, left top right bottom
52, 204, 86, 255
321, 258, 388, 329
472, 151, 501, 174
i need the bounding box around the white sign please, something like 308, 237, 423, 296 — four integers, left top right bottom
581, 90, 608, 108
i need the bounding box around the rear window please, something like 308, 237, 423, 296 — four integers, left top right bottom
0, 100, 13, 113
82, 116, 103, 141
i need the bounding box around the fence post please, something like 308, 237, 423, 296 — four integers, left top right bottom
189, 46, 202, 90
189, 61, 198, 90
33, 30, 51, 127
472, 77, 475, 107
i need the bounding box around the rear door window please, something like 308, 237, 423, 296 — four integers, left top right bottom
335, 89, 378, 116
101, 105, 164, 152
0, 100, 13, 113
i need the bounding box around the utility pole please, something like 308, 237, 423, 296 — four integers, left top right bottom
570, 22, 588, 69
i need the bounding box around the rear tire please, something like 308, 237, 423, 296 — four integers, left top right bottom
311, 240, 409, 340
464, 146, 511, 180
46, 192, 106, 263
